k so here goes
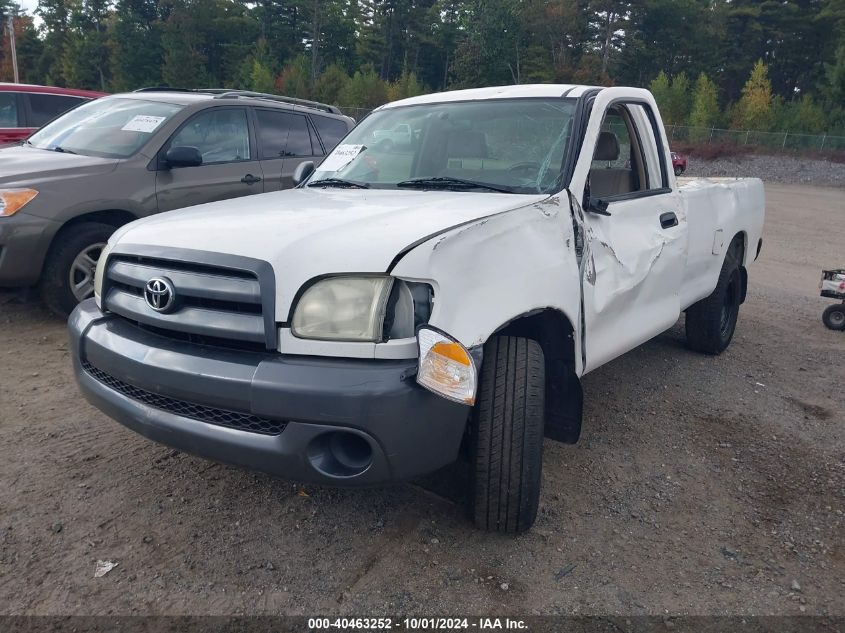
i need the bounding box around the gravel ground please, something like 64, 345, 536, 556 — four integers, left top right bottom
686, 154, 845, 187
0, 184, 843, 616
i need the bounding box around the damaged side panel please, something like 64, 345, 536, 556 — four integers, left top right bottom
391, 199, 584, 376
577, 193, 689, 373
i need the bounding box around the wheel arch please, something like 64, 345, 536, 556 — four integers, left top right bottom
728, 230, 748, 303
45, 209, 136, 259
493, 308, 583, 444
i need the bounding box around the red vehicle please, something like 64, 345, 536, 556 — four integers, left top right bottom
671, 151, 688, 176
0, 83, 106, 145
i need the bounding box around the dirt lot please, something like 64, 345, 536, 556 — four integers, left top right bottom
1, 184, 843, 616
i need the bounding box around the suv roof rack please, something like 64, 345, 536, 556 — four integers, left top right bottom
212, 91, 342, 115
133, 86, 201, 93
131, 87, 343, 115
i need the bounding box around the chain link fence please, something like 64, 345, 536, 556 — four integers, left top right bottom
336, 106, 373, 121
665, 125, 845, 153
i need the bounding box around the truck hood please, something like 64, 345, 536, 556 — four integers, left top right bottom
113, 187, 548, 319
0, 146, 118, 185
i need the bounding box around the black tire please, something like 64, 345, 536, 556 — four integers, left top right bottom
470, 336, 545, 533
685, 251, 742, 354
822, 304, 845, 331
674, 165, 684, 177
40, 222, 115, 317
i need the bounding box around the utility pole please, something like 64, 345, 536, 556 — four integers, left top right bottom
6, 16, 19, 84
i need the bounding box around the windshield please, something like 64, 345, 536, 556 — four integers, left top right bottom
309, 98, 577, 194
27, 97, 183, 159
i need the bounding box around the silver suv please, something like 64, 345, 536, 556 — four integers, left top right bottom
0, 88, 354, 315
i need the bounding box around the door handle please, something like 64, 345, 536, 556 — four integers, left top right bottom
660, 212, 678, 229
241, 174, 262, 185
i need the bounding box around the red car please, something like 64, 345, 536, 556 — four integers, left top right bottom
0, 83, 106, 145
671, 151, 688, 176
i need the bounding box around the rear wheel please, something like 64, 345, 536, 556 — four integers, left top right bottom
470, 336, 545, 533
40, 222, 114, 317
822, 304, 845, 330
685, 251, 742, 354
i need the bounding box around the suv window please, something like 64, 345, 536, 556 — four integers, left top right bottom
170, 108, 251, 164
311, 114, 348, 151
255, 110, 317, 159
28, 93, 87, 127
0, 93, 19, 127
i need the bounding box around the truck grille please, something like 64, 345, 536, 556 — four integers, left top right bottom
103, 255, 270, 351
82, 360, 286, 436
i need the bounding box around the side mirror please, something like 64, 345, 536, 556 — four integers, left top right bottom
586, 197, 611, 216
293, 160, 315, 186
165, 146, 202, 168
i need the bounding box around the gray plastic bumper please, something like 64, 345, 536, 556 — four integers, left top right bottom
69, 300, 470, 485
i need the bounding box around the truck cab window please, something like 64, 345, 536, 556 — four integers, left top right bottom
589, 107, 641, 198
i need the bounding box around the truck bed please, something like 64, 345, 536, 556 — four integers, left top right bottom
677, 177, 766, 310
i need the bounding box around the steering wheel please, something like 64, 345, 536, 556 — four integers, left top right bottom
508, 161, 542, 177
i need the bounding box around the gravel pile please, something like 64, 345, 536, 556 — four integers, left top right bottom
685, 153, 845, 187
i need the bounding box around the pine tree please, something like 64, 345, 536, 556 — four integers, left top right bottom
689, 73, 720, 129
110, 0, 165, 91
665, 71, 691, 125
36, 0, 71, 85
649, 71, 671, 118
62, 0, 111, 91
734, 60, 774, 130
689, 72, 720, 140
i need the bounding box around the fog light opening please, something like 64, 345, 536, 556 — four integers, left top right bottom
307, 431, 373, 478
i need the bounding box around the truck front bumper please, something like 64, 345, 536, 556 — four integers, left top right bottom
69, 300, 471, 485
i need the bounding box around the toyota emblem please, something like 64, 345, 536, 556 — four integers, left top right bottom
144, 277, 175, 312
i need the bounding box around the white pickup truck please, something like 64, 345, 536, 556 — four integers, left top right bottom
70, 85, 765, 533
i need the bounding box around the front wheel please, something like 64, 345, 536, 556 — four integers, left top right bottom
470, 336, 545, 533
674, 165, 684, 177
822, 304, 845, 330
40, 222, 114, 317
685, 251, 742, 354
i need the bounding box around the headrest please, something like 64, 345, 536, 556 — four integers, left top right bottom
447, 130, 488, 158
594, 131, 620, 161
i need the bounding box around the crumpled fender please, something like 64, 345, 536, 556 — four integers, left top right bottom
390, 196, 583, 372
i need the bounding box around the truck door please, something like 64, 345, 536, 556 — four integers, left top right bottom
569, 89, 689, 372
156, 107, 264, 212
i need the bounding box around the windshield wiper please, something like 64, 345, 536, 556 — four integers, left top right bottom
396, 176, 515, 194
51, 146, 78, 155
307, 178, 369, 189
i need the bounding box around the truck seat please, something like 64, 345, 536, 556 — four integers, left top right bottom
589, 131, 634, 198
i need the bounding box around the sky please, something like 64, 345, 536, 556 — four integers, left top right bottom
18, 0, 38, 16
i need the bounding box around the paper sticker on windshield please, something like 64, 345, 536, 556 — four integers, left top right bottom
319, 144, 365, 172
121, 115, 166, 133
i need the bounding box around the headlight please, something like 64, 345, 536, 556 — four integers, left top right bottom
93, 242, 112, 309
0, 189, 38, 217
416, 328, 477, 405
292, 276, 394, 341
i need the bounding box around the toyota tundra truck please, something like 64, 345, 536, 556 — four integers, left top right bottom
70, 85, 765, 533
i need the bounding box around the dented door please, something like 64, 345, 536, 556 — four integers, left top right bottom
568, 88, 689, 373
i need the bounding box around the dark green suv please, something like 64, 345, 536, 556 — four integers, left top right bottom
0, 89, 354, 315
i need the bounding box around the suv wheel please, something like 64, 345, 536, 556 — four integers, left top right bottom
470, 336, 545, 533
41, 222, 114, 317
